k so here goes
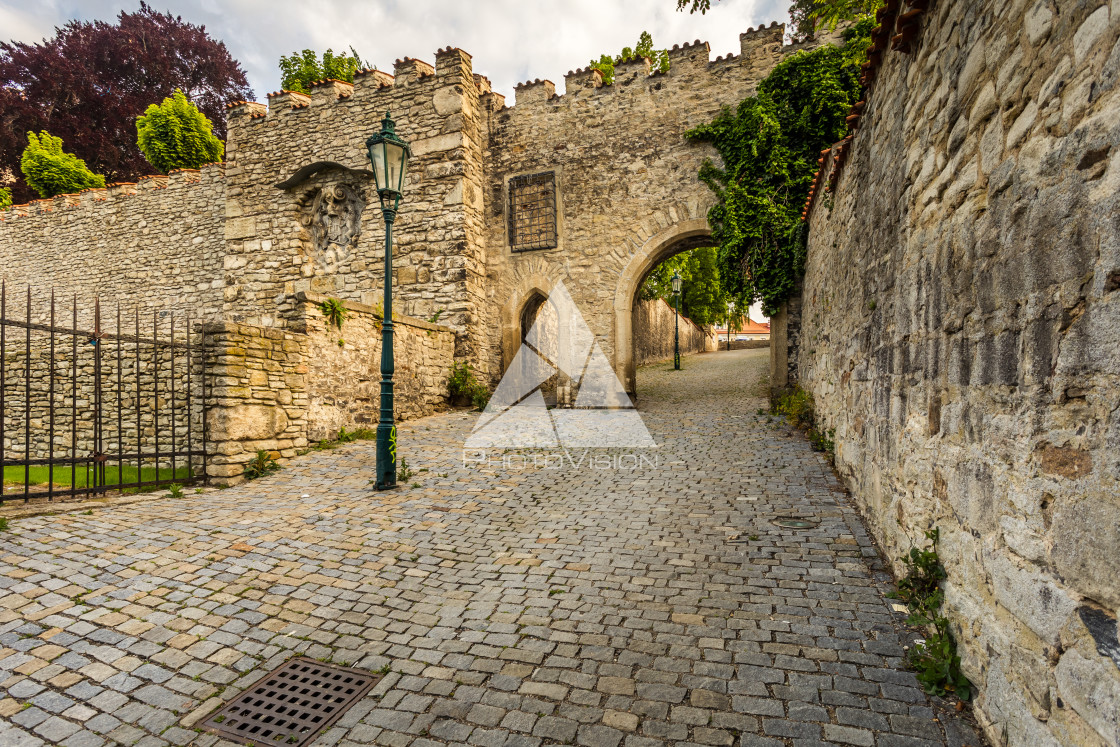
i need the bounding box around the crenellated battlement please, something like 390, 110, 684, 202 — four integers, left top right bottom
221, 20, 803, 126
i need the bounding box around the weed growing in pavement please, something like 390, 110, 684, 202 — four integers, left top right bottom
0, 517, 8, 531
448, 360, 491, 410
771, 385, 814, 428
243, 450, 281, 480
166, 483, 184, 499
888, 528, 972, 701
808, 426, 835, 455
771, 385, 835, 461
397, 458, 414, 483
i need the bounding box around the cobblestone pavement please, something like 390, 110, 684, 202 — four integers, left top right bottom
0, 348, 984, 747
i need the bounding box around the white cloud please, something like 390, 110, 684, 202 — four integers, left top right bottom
1, 0, 791, 100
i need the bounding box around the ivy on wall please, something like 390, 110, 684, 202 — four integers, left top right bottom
686, 17, 874, 316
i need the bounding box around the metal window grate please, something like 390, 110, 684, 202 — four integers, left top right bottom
202, 657, 382, 747
508, 171, 557, 252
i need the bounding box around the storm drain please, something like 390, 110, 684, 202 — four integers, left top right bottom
772, 518, 818, 529
202, 657, 382, 747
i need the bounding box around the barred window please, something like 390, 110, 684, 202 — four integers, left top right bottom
508, 172, 557, 252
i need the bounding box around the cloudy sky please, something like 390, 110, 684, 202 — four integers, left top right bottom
1, 0, 790, 100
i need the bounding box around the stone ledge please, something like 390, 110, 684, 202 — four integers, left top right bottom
293, 291, 454, 334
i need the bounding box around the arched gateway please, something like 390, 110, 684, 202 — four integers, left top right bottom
1, 21, 830, 400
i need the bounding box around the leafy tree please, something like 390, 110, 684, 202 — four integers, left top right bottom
278, 47, 370, 94
0, 187, 11, 210
677, 0, 883, 38
676, 0, 713, 12
640, 246, 747, 327
686, 18, 873, 316
20, 131, 106, 198
589, 31, 670, 86
136, 89, 224, 173
0, 2, 251, 204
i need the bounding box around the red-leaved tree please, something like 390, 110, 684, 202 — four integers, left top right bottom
0, 2, 252, 204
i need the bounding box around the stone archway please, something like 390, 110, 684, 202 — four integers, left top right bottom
498, 273, 556, 375
613, 219, 717, 395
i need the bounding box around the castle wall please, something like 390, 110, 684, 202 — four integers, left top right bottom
299, 292, 454, 442
800, 2, 1120, 744
480, 25, 838, 391
632, 298, 709, 367
0, 167, 226, 324
201, 295, 454, 481
221, 49, 492, 369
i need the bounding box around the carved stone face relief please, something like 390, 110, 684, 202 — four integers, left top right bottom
299, 184, 365, 274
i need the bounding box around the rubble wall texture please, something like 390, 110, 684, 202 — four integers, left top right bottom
201, 296, 453, 481
800, 2, 1120, 745
481, 25, 841, 393
222, 50, 491, 370
0, 168, 226, 323
632, 298, 710, 367
297, 292, 454, 442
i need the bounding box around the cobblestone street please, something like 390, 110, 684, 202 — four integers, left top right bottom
0, 348, 982, 747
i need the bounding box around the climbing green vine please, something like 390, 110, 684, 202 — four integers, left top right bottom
686, 17, 874, 316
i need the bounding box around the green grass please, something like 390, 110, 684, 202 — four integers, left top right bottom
2, 464, 193, 490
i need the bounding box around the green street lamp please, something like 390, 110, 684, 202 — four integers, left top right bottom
726, 301, 734, 351
671, 270, 682, 370
366, 111, 411, 490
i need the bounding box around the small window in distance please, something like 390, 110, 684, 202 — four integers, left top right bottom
508, 171, 557, 252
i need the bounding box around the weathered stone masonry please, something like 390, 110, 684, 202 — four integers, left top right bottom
2, 22, 836, 473
799, 1, 1120, 745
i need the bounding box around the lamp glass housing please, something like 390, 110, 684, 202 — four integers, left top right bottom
366, 111, 411, 209
671, 271, 682, 295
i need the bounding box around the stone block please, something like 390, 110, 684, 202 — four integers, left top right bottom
207, 404, 290, 442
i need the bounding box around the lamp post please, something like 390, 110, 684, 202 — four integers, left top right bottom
671, 271, 682, 370
726, 301, 734, 352
366, 111, 411, 490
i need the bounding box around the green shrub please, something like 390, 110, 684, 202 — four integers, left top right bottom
470, 384, 491, 411
0, 187, 11, 210
243, 450, 281, 480
888, 528, 972, 701
448, 361, 492, 411
449, 360, 474, 397
20, 131, 106, 198
772, 385, 815, 429
279, 47, 369, 94
135, 89, 224, 173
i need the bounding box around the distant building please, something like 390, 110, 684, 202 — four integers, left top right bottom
712, 318, 770, 341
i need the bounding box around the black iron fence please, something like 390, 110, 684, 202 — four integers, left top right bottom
0, 283, 206, 502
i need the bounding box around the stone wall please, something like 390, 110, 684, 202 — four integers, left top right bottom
201, 295, 454, 481
482, 25, 842, 394
222, 51, 491, 371
0, 167, 226, 324
201, 320, 308, 480
0, 24, 841, 397
296, 292, 455, 442
631, 298, 710, 366
799, 2, 1120, 745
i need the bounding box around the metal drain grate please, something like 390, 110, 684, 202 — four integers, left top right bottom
202, 657, 382, 747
